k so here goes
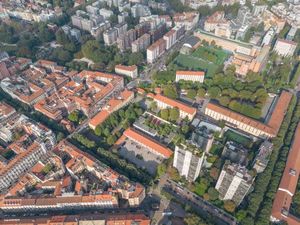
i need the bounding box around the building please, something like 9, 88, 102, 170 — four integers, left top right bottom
89, 89, 134, 129
163, 29, 177, 50
115, 65, 138, 78
204, 11, 231, 38
99, 8, 113, 19
116, 128, 173, 159
253, 141, 273, 173
271, 123, 300, 224
0, 116, 56, 191
147, 93, 197, 120
115, 22, 128, 37
0, 213, 151, 225
205, 91, 292, 138
132, 33, 151, 52
222, 141, 248, 165
117, 29, 137, 51
173, 145, 204, 181
147, 38, 166, 63
173, 12, 199, 30
131, 4, 151, 18
103, 28, 118, 45
273, 38, 297, 57
215, 162, 254, 205
287, 26, 298, 41
175, 70, 205, 83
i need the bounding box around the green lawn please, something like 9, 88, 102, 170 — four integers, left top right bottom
224, 130, 252, 148
171, 46, 229, 78
191, 46, 229, 65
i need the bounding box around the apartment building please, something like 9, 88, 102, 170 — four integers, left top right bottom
115, 65, 138, 78
204, 91, 292, 138
99, 8, 114, 19
215, 162, 254, 205
147, 93, 197, 120
175, 70, 205, 83
253, 141, 273, 173
173, 145, 204, 181
147, 38, 166, 63
173, 12, 199, 30
0, 213, 151, 225
273, 39, 298, 57
116, 128, 173, 159
103, 28, 118, 46
163, 29, 177, 50
117, 29, 137, 51
89, 89, 134, 129
131, 4, 151, 18
271, 123, 300, 224
132, 33, 151, 52
0, 116, 56, 191
0, 194, 118, 212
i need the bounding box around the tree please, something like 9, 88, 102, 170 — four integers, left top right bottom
169, 108, 179, 122
163, 85, 178, 99
187, 89, 197, 99
219, 95, 230, 106
150, 101, 157, 111
197, 88, 206, 97
208, 86, 221, 98
207, 187, 219, 201
184, 213, 207, 225
236, 210, 247, 222
156, 163, 167, 178
68, 111, 79, 123
160, 109, 169, 120
209, 167, 219, 180
224, 200, 236, 213
128, 52, 144, 66
107, 135, 117, 145
194, 179, 209, 196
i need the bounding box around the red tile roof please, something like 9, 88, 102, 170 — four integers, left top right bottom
176, 70, 205, 76
122, 128, 173, 158
271, 122, 300, 223
148, 93, 197, 116
115, 64, 137, 72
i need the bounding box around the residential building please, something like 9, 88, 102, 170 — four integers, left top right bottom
273, 39, 297, 57
132, 33, 151, 52
175, 70, 205, 83
116, 128, 173, 158
131, 4, 151, 18
204, 91, 292, 138
117, 29, 137, 51
118, 12, 129, 23
287, 26, 298, 41
115, 65, 138, 78
191, 125, 214, 152
222, 141, 248, 165
99, 8, 113, 19
103, 28, 118, 45
215, 162, 254, 205
115, 22, 128, 37
147, 93, 197, 120
271, 123, 300, 224
89, 89, 134, 129
147, 38, 166, 63
0, 213, 151, 225
173, 12, 199, 30
173, 145, 204, 181
253, 141, 273, 173
163, 29, 177, 50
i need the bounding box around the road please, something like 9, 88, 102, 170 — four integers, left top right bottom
163, 179, 238, 225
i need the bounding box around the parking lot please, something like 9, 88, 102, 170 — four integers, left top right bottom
119, 140, 164, 175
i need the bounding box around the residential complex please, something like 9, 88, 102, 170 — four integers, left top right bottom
0, 213, 150, 225
204, 91, 292, 138
253, 141, 273, 173
215, 162, 254, 205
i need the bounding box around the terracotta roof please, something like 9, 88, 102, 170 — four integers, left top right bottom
147, 38, 166, 51
122, 128, 173, 158
277, 38, 298, 46
176, 70, 205, 76
267, 91, 293, 135
148, 93, 197, 116
271, 122, 300, 222
115, 64, 137, 72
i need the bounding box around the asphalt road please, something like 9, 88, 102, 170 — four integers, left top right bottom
164, 179, 238, 225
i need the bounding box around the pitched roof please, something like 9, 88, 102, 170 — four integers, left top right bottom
123, 128, 173, 158
149, 93, 197, 116
115, 64, 137, 72
271, 122, 300, 222
176, 70, 205, 76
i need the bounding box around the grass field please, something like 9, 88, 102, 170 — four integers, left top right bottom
171, 45, 230, 78
224, 130, 252, 147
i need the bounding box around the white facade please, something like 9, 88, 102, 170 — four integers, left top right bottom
175, 72, 205, 83
204, 106, 273, 138
173, 146, 203, 181
273, 39, 297, 57
115, 65, 138, 78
